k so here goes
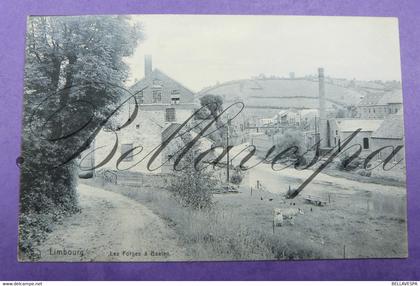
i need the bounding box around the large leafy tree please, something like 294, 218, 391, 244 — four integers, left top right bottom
199, 94, 223, 119
19, 16, 142, 257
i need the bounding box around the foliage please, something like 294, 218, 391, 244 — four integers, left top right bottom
195, 94, 226, 145
335, 108, 346, 118
230, 167, 244, 185
194, 107, 211, 120
356, 168, 372, 177
19, 15, 142, 259
339, 154, 363, 171
199, 94, 224, 119
168, 134, 217, 210
97, 181, 321, 261
346, 105, 359, 118
275, 130, 305, 157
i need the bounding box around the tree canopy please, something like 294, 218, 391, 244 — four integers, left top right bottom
199, 94, 224, 118
19, 15, 142, 259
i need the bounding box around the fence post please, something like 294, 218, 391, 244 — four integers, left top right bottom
343, 245, 346, 259
272, 218, 275, 234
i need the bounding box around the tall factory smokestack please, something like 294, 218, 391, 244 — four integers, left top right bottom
318, 67, 328, 149
144, 55, 152, 78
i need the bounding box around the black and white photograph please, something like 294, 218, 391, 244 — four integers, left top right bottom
18, 14, 407, 262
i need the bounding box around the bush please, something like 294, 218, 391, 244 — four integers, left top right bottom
276, 130, 305, 158
230, 173, 242, 185
356, 169, 372, 177
294, 155, 308, 169
230, 168, 244, 185
339, 154, 363, 171
168, 134, 217, 210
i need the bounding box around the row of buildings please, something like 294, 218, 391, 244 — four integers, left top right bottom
252, 66, 404, 162
325, 88, 404, 163
79, 56, 405, 178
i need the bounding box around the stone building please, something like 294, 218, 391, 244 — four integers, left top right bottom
79, 56, 198, 175
357, 89, 403, 119
371, 113, 405, 162
327, 118, 383, 157
370, 112, 406, 180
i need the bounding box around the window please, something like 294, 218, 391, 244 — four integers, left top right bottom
136, 124, 140, 129
121, 144, 134, 161
165, 108, 176, 122
363, 138, 369, 149
171, 95, 180, 105
152, 89, 162, 103
136, 93, 144, 104
335, 130, 338, 135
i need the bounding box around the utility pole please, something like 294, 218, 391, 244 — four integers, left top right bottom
226, 118, 230, 184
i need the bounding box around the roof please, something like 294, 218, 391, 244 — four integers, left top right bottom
358, 93, 383, 106
130, 68, 195, 95
358, 89, 403, 107
377, 89, 403, 105
334, 119, 383, 133
372, 114, 404, 139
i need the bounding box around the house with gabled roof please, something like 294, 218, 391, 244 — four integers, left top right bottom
79, 56, 200, 175
357, 89, 403, 119
327, 118, 383, 156
371, 113, 405, 162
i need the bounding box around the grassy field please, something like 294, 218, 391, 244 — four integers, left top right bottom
84, 174, 407, 261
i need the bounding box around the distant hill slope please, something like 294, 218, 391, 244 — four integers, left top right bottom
198, 78, 364, 109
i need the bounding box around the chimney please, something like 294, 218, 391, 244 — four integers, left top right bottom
318, 67, 328, 148
144, 55, 152, 78
289, 72, 295, 79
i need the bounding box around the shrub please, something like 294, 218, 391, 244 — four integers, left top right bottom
276, 130, 305, 158
230, 173, 242, 185
230, 167, 244, 185
168, 134, 217, 210
294, 155, 308, 168
356, 168, 372, 177
339, 154, 363, 171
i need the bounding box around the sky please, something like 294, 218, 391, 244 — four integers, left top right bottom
125, 15, 402, 92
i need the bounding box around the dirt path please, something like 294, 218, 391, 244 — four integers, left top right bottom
37, 183, 187, 261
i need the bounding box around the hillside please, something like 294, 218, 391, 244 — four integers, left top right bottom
198, 78, 364, 109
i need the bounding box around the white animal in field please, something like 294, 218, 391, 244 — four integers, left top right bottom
273, 208, 284, 226
273, 207, 304, 226
281, 207, 304, 219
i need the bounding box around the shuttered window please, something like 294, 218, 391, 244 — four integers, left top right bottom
152, 89, 162, 103
165, 108, 176, 122
363, 138, 369, 149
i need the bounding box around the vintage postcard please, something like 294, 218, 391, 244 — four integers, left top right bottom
18, 15, 407, 262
